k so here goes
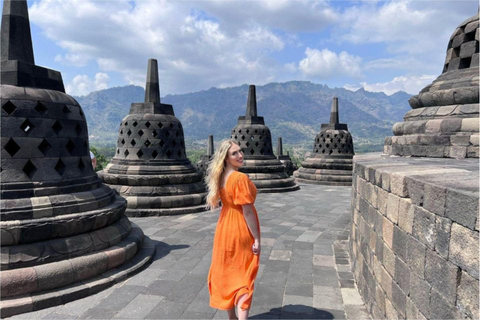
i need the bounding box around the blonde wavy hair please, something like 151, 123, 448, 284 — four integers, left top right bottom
205, 139, 240, 209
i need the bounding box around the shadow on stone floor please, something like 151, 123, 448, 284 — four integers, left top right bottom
150, 239, 190, 261
251, 305, 339, 319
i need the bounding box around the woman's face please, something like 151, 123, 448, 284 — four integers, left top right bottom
225, 143, 244, 169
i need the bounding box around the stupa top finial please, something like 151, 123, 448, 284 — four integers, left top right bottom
246, 85, 257, 117
330, 97, 339, 124
1, 0, 34, 64
145, 59, 161, 104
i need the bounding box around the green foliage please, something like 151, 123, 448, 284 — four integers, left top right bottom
187, 148, 206, 165
90, 146, 112, 171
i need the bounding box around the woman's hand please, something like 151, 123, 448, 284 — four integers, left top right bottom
252, 239, 261, 255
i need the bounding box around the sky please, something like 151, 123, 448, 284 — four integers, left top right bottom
17, 0, 479, 96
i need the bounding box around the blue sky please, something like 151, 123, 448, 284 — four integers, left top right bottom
18, 0, 478, 96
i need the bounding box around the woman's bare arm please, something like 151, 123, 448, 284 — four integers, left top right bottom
242, 204, 261, 254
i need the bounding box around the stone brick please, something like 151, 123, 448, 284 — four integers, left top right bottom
406, 296, 426, 320
381, 266, 393, 300
424, 250, 460, 304
35, 260, 76, 292
425, 119, 442, 133
389, 173, 408, 197
423, 183, 446, 216
392, 226, 407, 262
449, 146, 467, 158
385, 297, 399, 320
398, 198, 414, 234
394, 257, 410, 295
440, 118, 462, 133
457, 270, 479, 320
470, 134, 479, 146
467, 146, 479, 157
450, 135, 471, 146
445, 189, 478, 229
435, 216, 451, 259
461, 118, 480, 132
1, 267, 38, 297
386, 193, 400, 224
406, 178, 424, 206
391, 280, 406, 317
413, 206, 436, 250
449, 223, 479, 279
409, 274, 431, 318
429, 289, 461, 320
375, 284, 386, 317
383, 243, 395, 278
382, 217, 394, 249
406, 237, 426, 279
377, 187, 388, 216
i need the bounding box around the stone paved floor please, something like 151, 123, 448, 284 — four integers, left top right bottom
10, 184, 370, 320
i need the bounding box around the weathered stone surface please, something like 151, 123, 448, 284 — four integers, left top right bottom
386, 194, 400, 224
406, 236, 426, 279
423, 183, 446, 216
449, 223, 479, 279
409, 274, 431, 318
457, 270, 479, 319
445, 189, 478, 229
429, 289, 461, 320
413, 206, 437, 250
434, 216, 451, 259
424, 250, 459, 304
382, 217, 394, 249
398, 198, 414, 234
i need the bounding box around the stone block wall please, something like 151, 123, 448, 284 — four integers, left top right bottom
349, 154, 479, 320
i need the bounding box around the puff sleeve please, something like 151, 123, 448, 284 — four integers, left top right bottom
232, 174, 256, 206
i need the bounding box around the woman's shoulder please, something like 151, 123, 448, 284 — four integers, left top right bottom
232, 171, 251, 184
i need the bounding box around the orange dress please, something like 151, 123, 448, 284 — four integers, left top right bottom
208, 171, 260, 310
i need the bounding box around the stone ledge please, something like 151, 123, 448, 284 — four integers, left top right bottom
1, 224, 145, 298
0, 236, 155, 318
350, 153, 479, 320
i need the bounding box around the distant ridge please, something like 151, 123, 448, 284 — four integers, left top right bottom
74, 81, 411, 145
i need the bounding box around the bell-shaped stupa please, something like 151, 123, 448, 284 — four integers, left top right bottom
231, 85, 299, 193
294, 97, 354, 186
385, 12, 479, 158
0, 1, 152, 317
196, 135, 214, 173
99, 59, 207, 216
276, 137, 297, 176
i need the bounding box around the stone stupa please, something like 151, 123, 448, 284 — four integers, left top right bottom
350, 12, 479, 320
0, 0, 152, 316
99, 59, 207, 216
276, 137, 297, 176
294, 97, 354, 186
231, 85, 299, 193
384, 12, 479, 158
196, 135, 214, 173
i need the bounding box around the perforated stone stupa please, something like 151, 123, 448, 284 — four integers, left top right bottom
0, 1, 152, 317
384, 12, 479, 158
294, 97, 354, 186
276, 137, 296, 176
196, 134, 214, 173
231, 85, 298, 193
99, 59, 207, 216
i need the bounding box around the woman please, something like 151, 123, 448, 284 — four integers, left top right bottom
206, 139, 261, 320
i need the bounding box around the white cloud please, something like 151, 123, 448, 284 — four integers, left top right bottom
299, 48, 362, 79
347, 74, 436, 95
66, 73, 110, 96
29, 0, 297, 95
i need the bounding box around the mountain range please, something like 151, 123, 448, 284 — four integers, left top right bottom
74, 81, 411, 149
